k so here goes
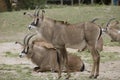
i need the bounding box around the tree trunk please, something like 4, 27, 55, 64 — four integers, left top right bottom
111, 0, 114, 5
91, 0, 94, 4
61, 0, 63, 5
78, 0, 81, 5
71, 0, 73, 6
0, 0, 7, 12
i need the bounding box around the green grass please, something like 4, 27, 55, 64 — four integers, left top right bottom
0, 64, 111, 80
4, 51, 18, 57
0, 5, 120, 80
0, 5, 120, 45
74, 50, 120, 63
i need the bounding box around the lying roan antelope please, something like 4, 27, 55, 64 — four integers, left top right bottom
16, 34, 85, 72
24, 8, 102, 79
103, 18, 120, 42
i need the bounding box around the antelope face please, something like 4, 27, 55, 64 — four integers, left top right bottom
20, 45, 29, 58
24, 8, 45, 30
15, 41, 28, 58
16, 34, 36, 58
28, 16, 41, 30
102, 27, 110, 33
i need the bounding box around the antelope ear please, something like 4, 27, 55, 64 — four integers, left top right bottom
42, 10, 45, 13
115, 21, 119, 25
110, 21, 119, 27
23, 12, 34, 18
15, 41, 24, 46
41, 10, 45, 21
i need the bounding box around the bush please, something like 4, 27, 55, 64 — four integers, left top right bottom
19, 0, 47, 9
0, 0, 8, 12
5, 0, 12, 11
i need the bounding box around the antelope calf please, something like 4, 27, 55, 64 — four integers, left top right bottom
16, 34, 85, 72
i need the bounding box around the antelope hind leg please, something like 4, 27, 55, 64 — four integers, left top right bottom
94, 50, 100, 78
56, 48, 62, 79
90, 49, 100, 79
87, 45, 100, 79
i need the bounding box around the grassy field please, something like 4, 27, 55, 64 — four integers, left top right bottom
0, 5, 120, 80
0, 45, 120, 80
0, 5, 120, 45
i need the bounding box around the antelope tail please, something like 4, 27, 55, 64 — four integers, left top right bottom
98, 27, 102, 40
80, 63, 85, 72
56, 50, 60, 65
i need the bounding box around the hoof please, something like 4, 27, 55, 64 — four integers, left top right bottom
89, 75, 94, 79
57, 75, 61, 79
66, 74, 71, 79
94, 75, 99, 79
33, 67, 40, 71
58, 75, 61, 79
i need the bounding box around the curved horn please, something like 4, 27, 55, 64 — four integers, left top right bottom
91, 18, 99, 23
41, 10, 45, 20
37, 7, 40, 16
26, 34, 36, 45
106, 18, 116, 27
34, 6, 39, 16
23, 34, 31, 45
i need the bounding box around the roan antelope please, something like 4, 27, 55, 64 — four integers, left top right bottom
103, 18, 120, 42
16, 34, 85, 72
24, 9, 102, 79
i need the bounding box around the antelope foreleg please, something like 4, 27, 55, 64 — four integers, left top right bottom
62, 48, 71, 79
56, 47, 71, 79
56, 49, 62, 79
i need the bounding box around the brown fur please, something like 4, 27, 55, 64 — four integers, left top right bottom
104, 19, 120, 42
26, 10, 101, 79
17, 38, 85, 72
70, 36, 103, 52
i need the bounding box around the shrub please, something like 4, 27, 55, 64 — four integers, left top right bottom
19, 0, 47, 9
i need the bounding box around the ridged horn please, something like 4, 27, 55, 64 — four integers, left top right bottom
106, 18, 116, 27
34, 6, 39, 16
91, 18, 99, 23
23, 34, 31, 45
37, 7, 40, 16
26, 34, 36, 45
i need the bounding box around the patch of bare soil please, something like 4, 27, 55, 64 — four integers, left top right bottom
103, 46, 120, 53
0, 42, 120, 80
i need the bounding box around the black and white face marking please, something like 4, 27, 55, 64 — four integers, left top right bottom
102, 28, 107, 33
19, 46, 29, 58
28, 18, 39, 30
28, 9, 45, 30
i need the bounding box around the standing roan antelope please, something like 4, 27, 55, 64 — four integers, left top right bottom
66, 18, 103, 52
16, 34, 85, 72
103, 18, 120, 42
76, 36, 103, 52
24, 8, 102, 79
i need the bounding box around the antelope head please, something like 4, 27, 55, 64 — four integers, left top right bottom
16, 34, 36, 58
103, 18, 119, 33
24, 7, 45, 30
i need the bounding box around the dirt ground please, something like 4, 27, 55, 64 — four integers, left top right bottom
0, 42, 120, 80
